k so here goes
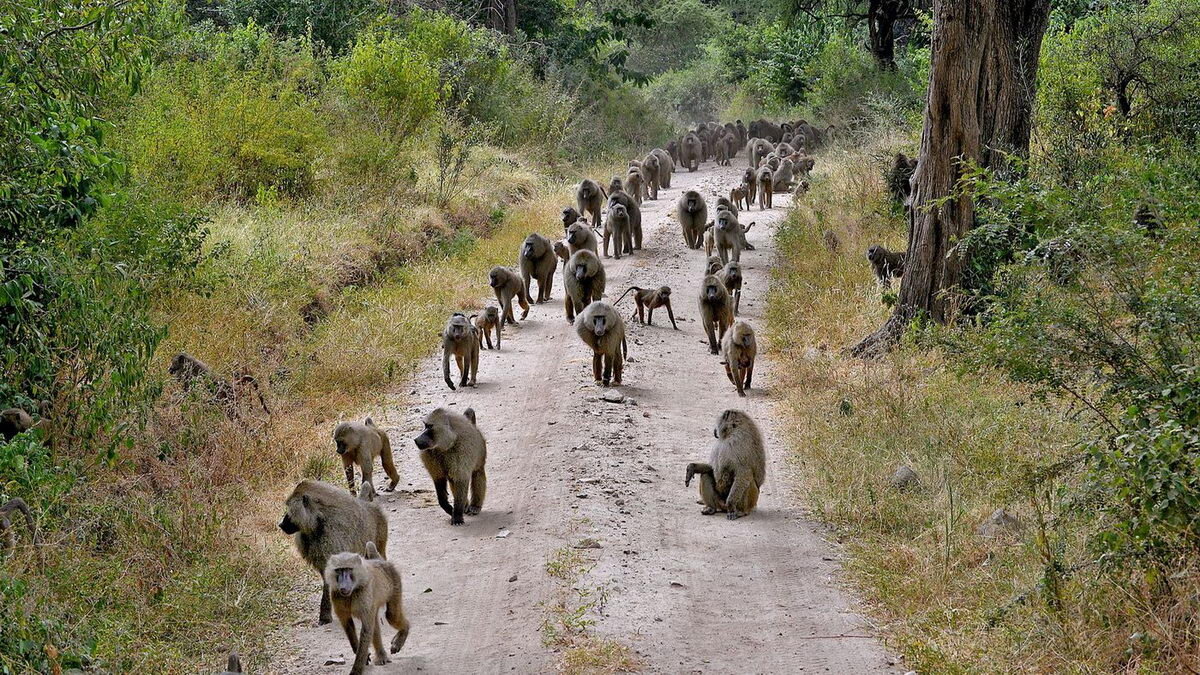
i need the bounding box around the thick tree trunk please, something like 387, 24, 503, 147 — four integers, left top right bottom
504, 0, 518, 34
484, 0, 516, 34
852, 0, 1051, 357
868, 0, 901, 69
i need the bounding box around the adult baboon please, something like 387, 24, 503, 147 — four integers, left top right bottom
279, 480, 388, 625
718, 261, 743, 315
563, 249, 607, 323
440, 312, 479, 390
698, 274, 734, 355
748, 138, 772, 169
474, 306, 502, 350
866, 245, 906, 287
721, 321, 757, 397
886, 152, 918, 203
624, 165, 647, 205
748, 118, 783, 142
413, 407, 487, 526
168, 352, 270, 416
650, 148, 674, 188
0, 408, 33, 441
575, 179, 607, 228
325, 544, 410, 674
756, 167, 774, 209
714, 135, 730, 166
772, 158, 796, 193
575, 301, 628, 386
684, 410, 766, 519
488, 266, 530, 326
741, 167, 757, 206
333, 418, 400, 493
566, 221, 599, 256
641, 152, 661, 199
614, 285, 678, 329
666, 140, 680, 166
714, 208, 745, 264
736, 120, 747, 146
0, 498, 35, 553
676, 190, 708, 249
681, 133, 703, 171
561, 206, 582, 231
519, 232, 557, 303
606, 190, 642, 252
603, 202, 632, 259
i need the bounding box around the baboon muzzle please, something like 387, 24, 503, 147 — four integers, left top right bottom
523, 244, 534, 258
592, 318, 607, 337
574, 265, 587, 281
279, 515, 299, 534
706, 287, 718, 302
335, 569, 355, 596
335, 441, 346, 455
414, 433, 433, 450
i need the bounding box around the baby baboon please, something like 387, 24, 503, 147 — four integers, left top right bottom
168, 353, 271, 416
0, 498, 35, 552
279, 480, 388, 625
519, 232, 557, 303
650, 148, 674, 188
563, 249, 607, 323
684, 410, 766, 519
575, 301, 628, 386
607, 189, 642, 251
714, 209, 744, 264
721, 321, 757, 396
741, 167, 757, 205
730, 186, 749, 212
488, 266, 530, 326
717, 261, 744, 315
566, 221, 599, 256
413, 407, 487, 525
756, 167, 774, 209
553, 240, 570, 270
641, 152, 661, 199
705, 255, 724, 276
614, 285, 678, 329
325, 543, 410, 674
866, 245, 906, 287
440, 312, 479, 390
676, 190, 708, 249
576, 179, 606, 228
603, 202, 632, 259
822, 229, 840, 252
474, 306, 502, 350
561, 206, 581, 231
681, 133, 703, 171
333, 417, 400, 492
698, 274, 734, 355
219, 653, 243, 674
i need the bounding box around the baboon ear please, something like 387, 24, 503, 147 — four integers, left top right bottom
463, 408, 477, 425
365, 416, 374, 426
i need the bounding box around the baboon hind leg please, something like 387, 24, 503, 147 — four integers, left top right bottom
725, 474, 758, 520
386, 593, 410, 653
449, 479, 468, 525
372, 615, 390, 665
319, 581, 333, 625
468, 468, 486, 515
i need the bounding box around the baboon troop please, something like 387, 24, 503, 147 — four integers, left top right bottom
866, 245, 906, 287
325, 541, 410, 673
413, 407, 487, 526
685, 409, 766, 519
575, 301, 627, 386
440, 312, 480, 390
488, 266, 530, 325
519, 233, 557, 303
615, 285, 678, 329
333, 417, 400, 492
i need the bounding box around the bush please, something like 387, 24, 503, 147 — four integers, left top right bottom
626, 0, 725, 77
335, 29, 443, 137
217, 0, 377, 52
646, 56, 728, 125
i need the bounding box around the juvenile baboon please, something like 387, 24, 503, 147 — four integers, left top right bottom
772, 158, 796, 192
334, 417, 400, 492
563, 249, 607, 323
607, 189, 643, 251
614, 285, 678, 329
561, 206, 581, 231
413, 407, 487, 525
566, 221, 599, 256
474, 306, 502, 350
698, 274, 734, 355
716, 196, 737, 214
488, 266, 530, 326
603, 202, 632, 259
325, 543, 410, 674
748, 138, 773, 168
553, 240, 570, 271
676, 190, 708, 249
741, 167, 757, 206
624, 166, 647, 205
730, 186, 749, 212
736, 120, 747, 146
168, 353, 271, 416
666, 140, 680, 166
721, 321, 757, 396
714, 135, 730, 166
681, 133, 703, 171
519, 233, 557, 303
718, 261, 744, 315
650, 148, 674, 188
279, 480, 388, 625
794, 153, 816, 176
684, 410, 766, 519
822, 229, 840, 252
866, 245, 906, 287
714, 209, 745, 264
886, 152, 918, 203
575, 301, 628, 386
703, 221, 716, 258
765, 155, 781, 172
641, 152, 661, 199
219, 653, 243, 674
756, 167, 774, 209
576, 179, 607, 228
440, 312, 479, 390
0, 498, 35, 552
705, 255, 724, 276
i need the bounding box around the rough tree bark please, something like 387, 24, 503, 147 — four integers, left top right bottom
485, 0, 517, 34
851, 0, 1052, 357
867, 0, 902, 69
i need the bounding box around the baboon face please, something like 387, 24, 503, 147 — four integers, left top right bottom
717, 211, 737, 233
574, 259, 590, 281
567, 223, 589, 246
279, 487, 321, 535
610, 203, 628, 221
523, 235, 544, 260
484, 307, 499, 322
589, 312, 609, 337
580, 184, 596, 201
704, 278, 722, 303
326, 551, 365, 597
488, 268, 502, 288
609, 177, 624, 194
725, 263, 742, 285
334, 423, 350, 455
562, 207, 580, 227
684, 191, 700, 213
414, 410, 457, 451
168, 353, 188, 376
867, 246, 883, 263
714, 409, 748, 439
446, 313, 472, 341
657, 286, 671, 299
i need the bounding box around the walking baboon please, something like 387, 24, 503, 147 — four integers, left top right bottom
0, 498, 35, 552
714, 209, 745, 264
736, 120, 747, 146
576, 179, 606, 228
625, 164, 648, 204
561, 206, 581, 231
519, 233, 557, 303
0, 408, 33, 441
699, 274, 734, 355
325, 544, 410, 674
721, 321, 757, 396
553, 240, 570, 270
730, 186, 749, 212
279, 480, 388, 625
866, 245, 906, 287
334, 417, 400, 492
566, 221, 599, 256
741, 167, 757, 206
650, 148, 674, 188
219, 653, 243, 674
563, 249, 607, 323
440, 312, 479, 390
677, 190, 708, 249
168, 352, 270, 416
666, 140, 680, 166
703, 221, 716, 258
756, 167, 773, 209
684, 410, 766, 519
575, 301, 628, 386
886, 152, 918, 203
413, 407, 487, 526
474, 306, 502, 350
718, 261, 743, 315
603, 202, 632, 259
681, 133, 703, 171
641, 152, 661, 199
705, 255, 724, 276
488, 266, 530, 325
607, 189, 642, 252
614, 285, 678, 329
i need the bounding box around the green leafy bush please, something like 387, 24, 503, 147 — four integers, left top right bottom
626, 0, 725, 77
645, 55, 727, 125
335, 29, 443, 137
218, 0, 378, 52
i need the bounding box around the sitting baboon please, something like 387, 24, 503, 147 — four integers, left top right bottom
566, 221, 599, 256
677, 190, 708, 249
614, 285, 678, 329
603, 202, 632, 259
684, 410, 766, 519
793, 153, 816, 176
219, 653, 243, 674
334, 417, 400, 492
168, 353, 270, 417
730, 186, 749, 212
607, 189, 642, 251
775, 141, 795, 156
553, 240, 570, 270
575, 301, 628, 386
705, 255, 724, 276
866, 245, 906, 287
440, 312, 479, 390
721, 321, 757, 396
681, 133, 703, 171
576, 179, 606, 228
325, 543, 410, 674
279, 480, 388, 625
699, 274, 734, 355
641, 152, 661, 199
650, 148, 674, 188
474, 306, 502, 350
756, 167, 774, 209
561, 206, 581, 232
0, 498, 35, 553
718, 261, 744, 315
772, 158, 795, 192
822, 229, 840, 253
886, 152, 918, 203
714, 209, 745, 264
741, 167, 757, 205
413, 407, 487, 526
519, 233, 557, 303
488, 266, 530, 326
563, 249, 607, 323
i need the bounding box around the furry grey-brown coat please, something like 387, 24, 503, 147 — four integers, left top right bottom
519, 232, 557, 303
413, 407, 487, 526
698, 274, 734, 354
721, 321, 757, 397
324, 542, 410, 674
333, 417, 400, 492
575, 301, 628, 386
488, 266, 530, 326
562, 249, 607, 323
676, 190, 708, 249
684, 410, 766, 519
440, 312, 479, 390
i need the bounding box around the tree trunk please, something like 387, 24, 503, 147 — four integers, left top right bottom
851, 0, 1052, 357
504, 0, 518, 34
868, 0, 902, 69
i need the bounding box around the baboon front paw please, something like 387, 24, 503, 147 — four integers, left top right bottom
375, 653, 391, 665
701, 507, 717, 515
451, 517, 465, 526
726, 511, 744, 520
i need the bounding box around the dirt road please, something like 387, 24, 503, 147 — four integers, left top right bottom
283, 160, 893, 673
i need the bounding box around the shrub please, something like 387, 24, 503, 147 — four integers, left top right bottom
217, 0, 378, 52
626, 0, 725, 77
335, 30, 444, 137
645, 56, 728, 125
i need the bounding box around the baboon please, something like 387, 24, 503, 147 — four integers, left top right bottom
748, 138, 773, 168
705, 255, 724, 275
793, 153, 816, 176
219, 653, 243, 674
563, 249, 607, 323
703, 221, 716, 258
650, 148, 674, 188
736, 120, 747, 146
440, 312, 479, 390
474, 306, 502, 350
279, 480, 388, 625
886, 152, 918, 203
575, 301, 628, 386
553, 240, 570, 271
1134, 203, 1161, 238
603, 202, 632, 259
866, 245, 906, 287
794, 179, 811, 196
607, 189, 643, 252
718, 261, 744, 315
566, 221, 599, 256
413, 407, 487, 526
488, 266, 530, 326
168, 353, 270, 416
822, 229, 840, 252
772, 158, 795, 192
677, 190, 708, 249
716, 196, 737, 214
333, 417, 400, 492
666, 140, 680, 166
714, 209, 745, 264
0, 498, 35, 552
519, 232, 557, 303
358, 481, 377, 503
561, 206, 581, 231
681, 133, 703, 171
0, 408, 33, 441
684, 410, 766, 519
741, 167, 757, 206
756, 167, 773, 209
775, 141, 795, 157
576, 179, 607, 228
325, 543, 410, 674
765, 155, 781, 172
614, 285, 678, 329
641, 152, 661, 199
721, 321, 757, 396
730, 186, 749, 212
698, 274, 734, 355
624, 166, 647, 205
714, 135, 730, 166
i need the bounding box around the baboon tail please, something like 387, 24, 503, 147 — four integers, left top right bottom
613, 286, 640, 306
622, 336, 628, 359
1, 498, 35, 542
443, 352, 456, 391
